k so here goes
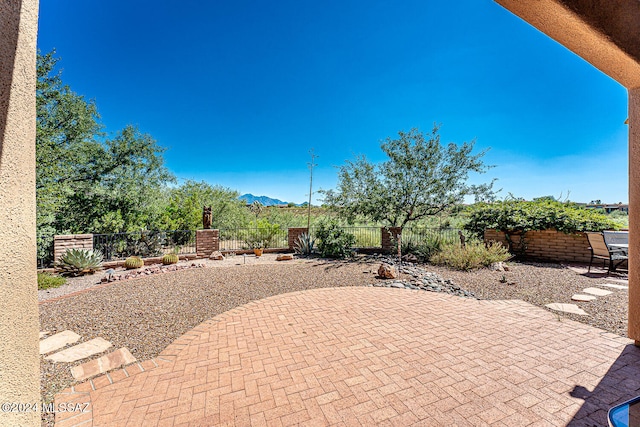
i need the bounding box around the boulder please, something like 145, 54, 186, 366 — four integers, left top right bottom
276, 254, 294, 261
209, 251, 225, 260
489, 262, 505, 272
378, 263, 398, 279
402, 253, 418, 263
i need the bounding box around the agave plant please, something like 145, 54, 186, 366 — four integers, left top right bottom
56, 248, 103, 276
294, 233, 315, 256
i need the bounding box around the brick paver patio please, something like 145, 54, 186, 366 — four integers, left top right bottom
55, 287, 640, 426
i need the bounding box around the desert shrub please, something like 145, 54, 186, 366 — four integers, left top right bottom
430, 241, 510, 271
294, 232, 315, 256
37, 272, 66, 290
244, 219, 282, 249
464, 199, 622, 239
396, 234, 446, 262
315, 220, 356, 258
56, 248, 103, 276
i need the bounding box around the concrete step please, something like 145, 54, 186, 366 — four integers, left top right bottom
583, 287, 613, 297
39, 330, 80, 355
545, 303, 588, 316
46, 337, 112, 363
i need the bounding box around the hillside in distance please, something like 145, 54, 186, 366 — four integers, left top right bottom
239, 193, 292, 206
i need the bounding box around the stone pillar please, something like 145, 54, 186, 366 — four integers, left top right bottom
0, 1, 40, 425
53, 234, 94, 263
288, 227, 309, 250
629, 88, 640, 345
196, 229, 219, 257
381, 227, 402, 253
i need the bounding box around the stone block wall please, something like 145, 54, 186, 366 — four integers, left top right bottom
288, 228, 309, 250
196, 229, 219, 257
484, 229, 592, 263
54, 234, 94, 262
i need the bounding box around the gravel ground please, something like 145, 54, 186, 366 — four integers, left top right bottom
38, 255, 629, 425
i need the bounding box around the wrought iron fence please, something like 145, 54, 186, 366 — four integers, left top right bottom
308, 226, 381, 248
401, 227, 465, 246
218, 227, 288, 251
93, 230, 196, 261
37, 234, 55, 268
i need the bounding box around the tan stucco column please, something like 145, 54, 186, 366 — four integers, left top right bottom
630, 88, 640, 345
0, 1, 41, 426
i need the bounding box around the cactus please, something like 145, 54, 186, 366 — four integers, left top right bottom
294, 233, 315, 256
124, 256, 144, 269
162, 253, 178, 265
56, 248, 103, 276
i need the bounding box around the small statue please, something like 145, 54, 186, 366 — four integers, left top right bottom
202, 206, 212, 229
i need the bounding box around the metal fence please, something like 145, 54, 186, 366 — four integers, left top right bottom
218, 227, 288, 251
37, 234, 55, 268
401, 227, 464, 246
308, 226, 381, 248
93, 230, 196, 261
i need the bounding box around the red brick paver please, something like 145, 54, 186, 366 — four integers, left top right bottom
55, 287, 640, 426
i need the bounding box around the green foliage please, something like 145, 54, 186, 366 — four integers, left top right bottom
464, 199, 622, 239
56, 249, 103, 276
159, 180, 249, 231
162, 253, 179, 265
315, 220, 356, 258
430, 241, 510, 271
37, 272, 66, 290
400, 235, 446, 262
244, 219, 282, 249
36, 50, 175, 241
293, 233, 315, 256
124, 256, 144, 269
321, 125, 495, 228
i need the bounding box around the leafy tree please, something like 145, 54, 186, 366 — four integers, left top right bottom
321, 125, 495, 228
159, 180, 250, 231
36, 50, 174, 240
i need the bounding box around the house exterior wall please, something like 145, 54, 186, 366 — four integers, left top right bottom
0, 0, 41, 425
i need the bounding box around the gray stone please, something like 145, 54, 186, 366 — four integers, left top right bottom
545, 303, 589, 316
597, 283, 628, 290
39, 330, 81, 355
583, 287, 613, 297
46, 337, 112, 363
571, 294, 597, 302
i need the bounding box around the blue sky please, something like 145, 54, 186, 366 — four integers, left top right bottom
37, 0, 629, 204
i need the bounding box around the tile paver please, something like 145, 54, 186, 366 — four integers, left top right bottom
583, 287, 614, 296
39, 330, 80, 355
545, 302, 589, 316
46, 337, 113, 363
55, 287, 640, 426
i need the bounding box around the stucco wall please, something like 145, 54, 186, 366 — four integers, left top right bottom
0, 0, 41, 425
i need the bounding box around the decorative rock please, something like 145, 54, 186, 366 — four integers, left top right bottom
545, 303, 589, 316
209, 251, 225, 260
583, 287, 613, 297
597, 283, 628, 290
46, 337, 112, 363
571, 294, 597, 302
39, 331, 81, 355
276, 254, 294, 261
489, 262, 505, 272
378, 263, 398, 279
402, 254, 418, 263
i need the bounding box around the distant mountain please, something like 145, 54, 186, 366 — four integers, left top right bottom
239, 194, 290, 206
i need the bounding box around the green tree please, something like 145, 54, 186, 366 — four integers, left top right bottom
159, 180, 250, 230
321, 125, 495, 228
36, 50, 174, 241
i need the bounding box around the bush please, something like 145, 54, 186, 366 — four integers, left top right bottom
430, 241, 510, 271
37, 272, 66, 290
294, 233, 315, 256
56, 248, 103, 276
315, 220, 356, 258
397, 234, 446, 262
464, 199, 622, 239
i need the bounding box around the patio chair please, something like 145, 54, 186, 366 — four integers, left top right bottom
585, 232, 628, 273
